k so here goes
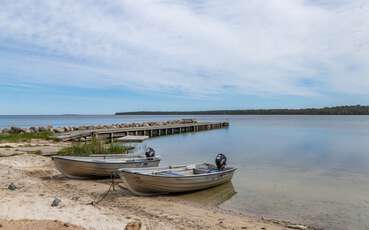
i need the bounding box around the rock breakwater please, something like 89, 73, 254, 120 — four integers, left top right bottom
0, 119, 197, 135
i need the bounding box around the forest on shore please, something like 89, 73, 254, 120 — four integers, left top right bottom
116, 105, 369, 115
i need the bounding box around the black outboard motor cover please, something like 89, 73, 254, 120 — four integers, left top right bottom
145, 147, 155, 158
215, 153, 227, 170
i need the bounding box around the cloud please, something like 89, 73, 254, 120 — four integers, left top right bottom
0, 0, 368, 97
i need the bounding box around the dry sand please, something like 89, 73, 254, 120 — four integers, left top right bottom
0, 142, 309, 230
0, 219, 86, 230
0, 140, 69, 157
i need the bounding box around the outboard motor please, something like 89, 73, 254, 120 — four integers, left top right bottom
145, 147, 156, 158
215, 153, 227, 170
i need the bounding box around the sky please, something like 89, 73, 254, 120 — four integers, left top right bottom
0, 0, 369, 114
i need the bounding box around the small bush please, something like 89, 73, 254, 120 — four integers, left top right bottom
0, 131, 56, 143
57, 139, 128, 156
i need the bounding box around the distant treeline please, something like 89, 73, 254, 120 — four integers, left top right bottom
116, 105, 369, 115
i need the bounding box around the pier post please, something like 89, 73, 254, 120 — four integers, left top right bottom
92, 132, 98, 140
110, 133, 114, 143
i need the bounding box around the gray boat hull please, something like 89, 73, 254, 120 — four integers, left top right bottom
52, 156, 160, 179
118, 165, 236, 195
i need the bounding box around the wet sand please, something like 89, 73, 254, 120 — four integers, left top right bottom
0, 141, 309, 230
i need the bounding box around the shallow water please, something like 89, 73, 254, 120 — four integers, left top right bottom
2, 115, 369, 229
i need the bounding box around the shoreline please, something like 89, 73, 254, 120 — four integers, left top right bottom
0, 141, 312, 230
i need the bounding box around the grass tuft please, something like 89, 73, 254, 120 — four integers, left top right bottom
0, 131, 56, 143
57, 139, 129, 156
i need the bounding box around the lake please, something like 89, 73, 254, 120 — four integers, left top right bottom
1, 115, 369, 229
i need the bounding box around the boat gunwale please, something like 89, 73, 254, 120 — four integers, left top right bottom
118, 166, 236, 179
52, 156, 161, 164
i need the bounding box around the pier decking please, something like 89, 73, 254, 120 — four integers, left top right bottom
57, 121, 229, 142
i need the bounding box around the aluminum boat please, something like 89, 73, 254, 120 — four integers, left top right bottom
118, 163, 236, 195
52, 155, 160, 179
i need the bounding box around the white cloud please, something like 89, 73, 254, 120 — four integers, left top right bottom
0, 0, 368, 97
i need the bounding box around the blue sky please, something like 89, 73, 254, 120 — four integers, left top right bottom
0, 0, 368, 114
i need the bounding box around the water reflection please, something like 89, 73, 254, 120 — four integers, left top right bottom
176, 182, 236, 206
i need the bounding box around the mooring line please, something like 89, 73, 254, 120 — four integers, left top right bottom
88, 173, 117, 205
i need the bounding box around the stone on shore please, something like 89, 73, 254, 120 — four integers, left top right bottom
124, 221, 142, 230
38, 126, 47, 132
24, 128, 32, 133
51, 197, 61, 207
29, 127, 38, 133
8, 183, 17, 191
9, 126, 24, 134
1, 128, 9, 134
53, 128, 64, 133
287, 224, 307, 230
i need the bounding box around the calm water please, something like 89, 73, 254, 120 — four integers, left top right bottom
1, 115, 369, 229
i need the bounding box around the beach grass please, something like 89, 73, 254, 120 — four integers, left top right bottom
57, 139, 129, 156
0, 131, 57, 143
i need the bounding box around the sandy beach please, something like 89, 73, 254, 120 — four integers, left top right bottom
0, 141, 309, 230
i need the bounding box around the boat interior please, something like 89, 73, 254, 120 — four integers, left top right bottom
145, 163, 230, 176
54, 155, 159, 163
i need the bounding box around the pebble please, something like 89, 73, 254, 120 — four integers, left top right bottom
7, 183, 17, 191
51, 197, 61, 207
287, 224, 307, 230
124, 221, 142, 230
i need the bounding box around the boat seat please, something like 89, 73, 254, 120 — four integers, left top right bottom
156, 171, 183, 176
193, 168, 219, 174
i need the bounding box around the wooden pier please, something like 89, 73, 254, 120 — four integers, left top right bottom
57, 121, 229, 142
